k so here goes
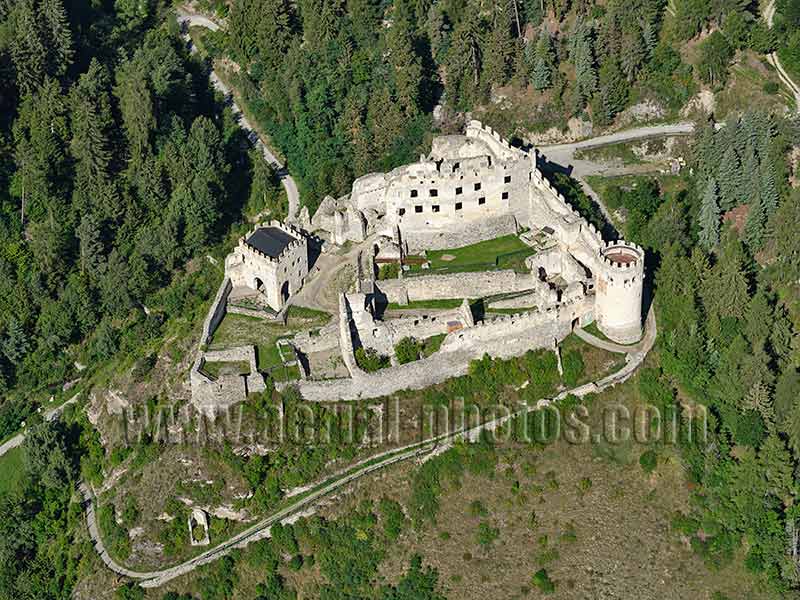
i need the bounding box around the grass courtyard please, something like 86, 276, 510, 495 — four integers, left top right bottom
406, 233, 535, 275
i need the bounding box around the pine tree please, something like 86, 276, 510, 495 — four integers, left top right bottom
745, 194, 765, 249
758, 434, 794, 502
482, 9, 514, 89
76, 214, 104, 277
594, 58, 627, 124
388, 21, 423, 117
699, 178, 721, 251
41, 0, 73, 77
10, 0, 47, 96
716, 145, 743, 210
530, 28, 555, 91
1, 318, 29, 366
759, 161, 779, 218
570, 23, 597, 108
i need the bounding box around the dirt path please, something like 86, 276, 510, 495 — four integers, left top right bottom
176, 10, 301, 221
764, 0, 800, 111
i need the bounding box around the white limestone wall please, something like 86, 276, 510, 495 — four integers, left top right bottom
376, 269, 537, 304
288, 295, 592, 402
595, 242, 644, 344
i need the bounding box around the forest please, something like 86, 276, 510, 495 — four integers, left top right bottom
1, 0, 800, 598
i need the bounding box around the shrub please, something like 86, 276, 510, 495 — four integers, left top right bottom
379, 497, 407, 540
469, 499, 488, 517
378, 262, 400, 280
476, 521, 500, 547
561, 349, 585, 387
532, 568, 556, 594
763, 81, 779, 95
639, 449, 658, 473
394, 337, 421, 364
354, 347, 389, 372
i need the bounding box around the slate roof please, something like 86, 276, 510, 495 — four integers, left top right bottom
245, 227, 297, 258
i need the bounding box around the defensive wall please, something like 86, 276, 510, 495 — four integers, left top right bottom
376, 269, 539, 304
284, 294, 594, 402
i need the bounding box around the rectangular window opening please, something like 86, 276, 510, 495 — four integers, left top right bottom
415, 205, 423, 213
478, 197, 486, 205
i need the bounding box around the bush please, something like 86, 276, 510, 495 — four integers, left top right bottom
395, 337, 421, 364
532, 568, 556, 593
378, 262, 400, 280
476, 521, 500, 546
763, 81, 779, 95
379, 497, 407, 540
561, 349, 585, 387
469, 499, 488, 517
639, 449, 658, 473
354, 347, 390, 372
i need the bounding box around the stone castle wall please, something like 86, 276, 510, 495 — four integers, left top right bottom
400, 213, 519, 253
287, 294, 593, 402
376, 269, 537, 304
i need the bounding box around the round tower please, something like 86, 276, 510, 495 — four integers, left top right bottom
594, 241, 645, 345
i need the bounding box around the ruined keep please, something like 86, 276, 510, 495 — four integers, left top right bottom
311, 120, 644, 346
224, 221, 309, 311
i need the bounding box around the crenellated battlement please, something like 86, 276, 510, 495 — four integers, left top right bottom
599, 241, 644, 272
239, 220, 307, 264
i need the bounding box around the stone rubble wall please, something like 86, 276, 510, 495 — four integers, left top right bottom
191, 345, 266, 416
292, 321, 340, 354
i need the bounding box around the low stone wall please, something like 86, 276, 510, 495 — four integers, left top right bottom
377, 270, 536, 304
292, 321, 340, 354
227, 305, 281, 321
201, 278, 232, 346
191, 345, 266, 416
400, 213, 519, 253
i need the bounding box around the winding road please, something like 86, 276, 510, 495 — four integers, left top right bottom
538, 123, 696, 229
764, 0, 800, 111
0, 393, 80, 459
176, 10, 300, 221
82, 307, 656, 588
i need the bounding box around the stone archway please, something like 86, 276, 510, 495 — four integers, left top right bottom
281, 280, 290, 303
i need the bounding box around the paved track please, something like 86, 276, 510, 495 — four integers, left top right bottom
176, 10, 301, 220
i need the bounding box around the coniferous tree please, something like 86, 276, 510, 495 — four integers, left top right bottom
41, 0, 73, 77
759, 161, 779, 218
9, 0, 47, 95
699, 178, 721, 251
594, 58, 627, 124
745, 194, 765, 249
530, 28, 555, 91
482, 9, 514, 88
717, 145, 743, 210
570, 22, 596, 109
1, 317, 29, 366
